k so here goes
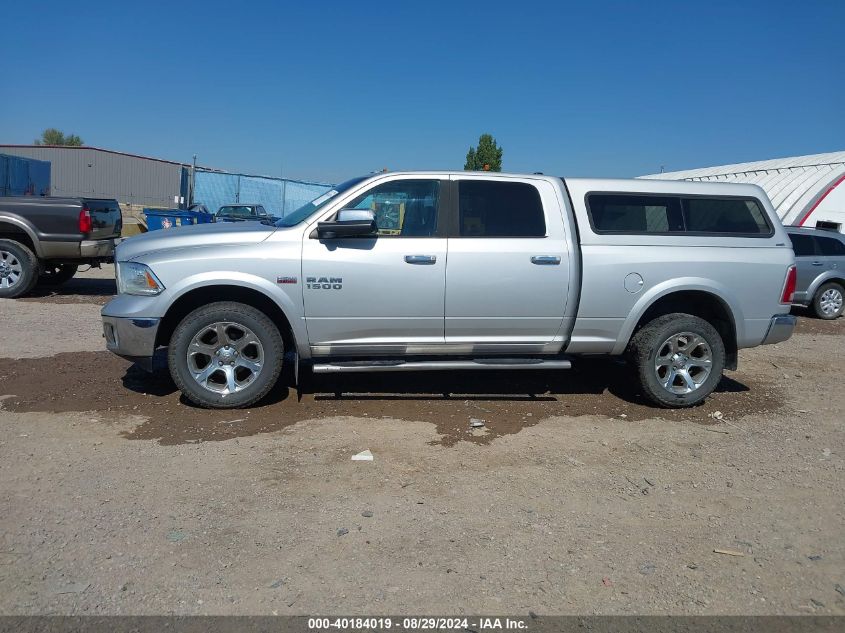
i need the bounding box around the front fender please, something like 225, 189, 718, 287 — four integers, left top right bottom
165, 271, 309, 357
610, 277, 744, 355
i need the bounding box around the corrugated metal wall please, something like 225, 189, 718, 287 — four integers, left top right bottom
194, 170, 332, 217
0, 146, 333, 215
0, 146, 185, 207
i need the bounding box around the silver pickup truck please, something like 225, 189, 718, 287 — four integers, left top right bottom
102, 172, 797, 409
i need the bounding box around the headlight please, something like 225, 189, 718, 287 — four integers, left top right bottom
116, 262, 165, 296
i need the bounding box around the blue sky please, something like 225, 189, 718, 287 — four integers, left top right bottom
2, 0, 843, 183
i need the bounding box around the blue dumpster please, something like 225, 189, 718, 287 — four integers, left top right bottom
144, 208, 214, 231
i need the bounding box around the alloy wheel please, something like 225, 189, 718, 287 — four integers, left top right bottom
0, 250, 22, 289
819, 287, 843, 316
186, 321, 264, 395
654, 332, 713, 395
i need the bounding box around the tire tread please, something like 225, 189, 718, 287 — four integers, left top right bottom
628, 312, 725, 409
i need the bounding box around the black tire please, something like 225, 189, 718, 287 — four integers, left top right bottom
811, 282, 844, 320
168, 301, 284, 408
38, 263, 79, 286
628, 313, 726, 408
0, 239, 40, 299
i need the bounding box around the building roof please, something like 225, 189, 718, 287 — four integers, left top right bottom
0, 144, 198, 167
640, 151, 845, 225
0, 144, 332, 187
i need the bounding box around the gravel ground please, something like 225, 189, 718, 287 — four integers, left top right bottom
0, 267, 842, 615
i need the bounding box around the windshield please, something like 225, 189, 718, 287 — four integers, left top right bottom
274, 176, 370, 227
217, 205, 256, 218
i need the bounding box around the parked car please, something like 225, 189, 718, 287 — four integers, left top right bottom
102, 172, 796, 409
0, 196, 121, 298
214, 204, 277, 223
785, 227, 845, 319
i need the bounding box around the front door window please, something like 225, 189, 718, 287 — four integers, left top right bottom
342, 180, 440, 237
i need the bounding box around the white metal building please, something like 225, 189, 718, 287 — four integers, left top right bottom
640, 151, 845, 231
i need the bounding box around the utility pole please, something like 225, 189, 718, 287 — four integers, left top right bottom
281, 160, 287, 217
189, 154, 197, 207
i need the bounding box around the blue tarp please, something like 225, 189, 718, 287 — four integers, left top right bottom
1, 153, 51, 196
194, 170, 332, 217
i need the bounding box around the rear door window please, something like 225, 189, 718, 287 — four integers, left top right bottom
457, 181, 545, 237
789, 233, 817, 257
682, 198, 772, 235
586, 195, 683, 233
816, 235, 845, 256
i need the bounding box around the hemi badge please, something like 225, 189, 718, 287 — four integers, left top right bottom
276, 276, 298, 284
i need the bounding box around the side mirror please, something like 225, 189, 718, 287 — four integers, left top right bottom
316, 209, 377, 239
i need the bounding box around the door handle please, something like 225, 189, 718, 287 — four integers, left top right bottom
530, 255, 561, 265
404, 255, 436, 265
811, 261, 824, 266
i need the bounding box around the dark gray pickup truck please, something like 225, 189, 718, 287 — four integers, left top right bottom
0, 196, 122, 298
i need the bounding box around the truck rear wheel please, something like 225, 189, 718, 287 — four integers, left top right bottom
168, 301, 285, 409
0, 239, 39, 299
628, 313, 725, 408
39, 263, 79, 286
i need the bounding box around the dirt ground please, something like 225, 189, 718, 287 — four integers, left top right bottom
0, 266, 842, 615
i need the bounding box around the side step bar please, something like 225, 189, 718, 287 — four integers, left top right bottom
312, 358, 572, 374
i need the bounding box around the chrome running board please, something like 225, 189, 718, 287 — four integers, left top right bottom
311, 358, 572, 374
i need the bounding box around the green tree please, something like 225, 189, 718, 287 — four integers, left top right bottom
34, 128, 84, 146
464, 133, 503, 171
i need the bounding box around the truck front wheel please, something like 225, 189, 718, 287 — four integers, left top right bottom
168, 301, 285, 409
628, 313, 725, 408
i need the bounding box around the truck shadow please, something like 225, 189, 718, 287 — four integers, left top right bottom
301, 358, 750, 405
0, 350, 777, 447
117, 357, 769, 446
791, 307, 843, 335
22, 277, 116, 305
134, 354, 750, 408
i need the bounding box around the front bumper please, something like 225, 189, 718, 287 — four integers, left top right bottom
81, 238, 117, 259
102, 315, 160, 371
761, 314, 797, 345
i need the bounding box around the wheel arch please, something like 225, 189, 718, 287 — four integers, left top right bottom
615, 284, 740, 370
0, 216, 41, 257
807, 273, 845, 302
156, 284, 300, 357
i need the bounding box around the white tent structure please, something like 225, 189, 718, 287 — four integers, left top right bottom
640, 151, 845, 231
